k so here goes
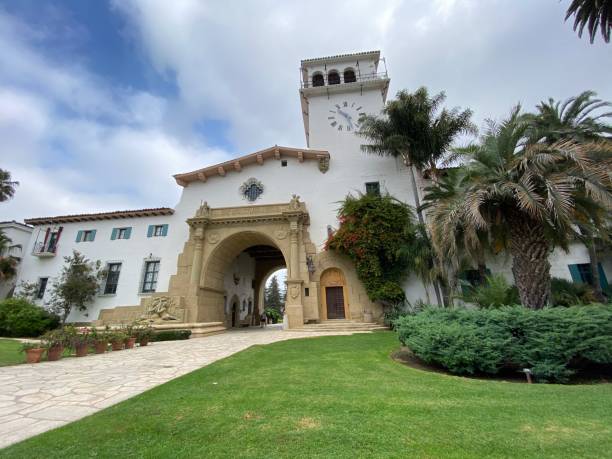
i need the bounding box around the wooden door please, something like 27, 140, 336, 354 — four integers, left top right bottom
326, 286, 345, 319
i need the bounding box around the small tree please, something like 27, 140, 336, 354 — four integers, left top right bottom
15, 280, 40, 302
0, 169, 19, 202
264, 275, 284, 312
49, 251, 105, 324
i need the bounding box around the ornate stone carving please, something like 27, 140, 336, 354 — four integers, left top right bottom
318, 156, 329, 173
195, 201, 211, 217
240, 177, 264, 202
274, 230, 288, 240
207, 232, 220, 244
142, 296, 181, 322
289, 194, 301, 210
289, 284, 300, 299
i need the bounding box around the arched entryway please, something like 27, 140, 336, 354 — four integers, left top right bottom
200, 231, 288, 326
320, 268, 349, 320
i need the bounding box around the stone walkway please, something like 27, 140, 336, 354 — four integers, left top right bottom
0, 326, 354, 449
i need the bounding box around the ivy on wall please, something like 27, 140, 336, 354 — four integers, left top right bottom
326, 193, 416, 305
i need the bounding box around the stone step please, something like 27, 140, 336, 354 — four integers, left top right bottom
289, 322, 388, 332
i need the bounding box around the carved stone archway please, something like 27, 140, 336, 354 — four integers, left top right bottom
164, 197, 312, 328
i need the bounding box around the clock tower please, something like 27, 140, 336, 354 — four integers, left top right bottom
299, 51, 391, 168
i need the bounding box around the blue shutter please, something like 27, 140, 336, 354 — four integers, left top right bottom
568, 264, 581, 283
162, 224, 169, 236
90, 230, 96, 241
76, 230, 83, 243
597, 263, 609, 290
147, 225, 154, 238
125, 227, 132, 239
111, 228, 118, 240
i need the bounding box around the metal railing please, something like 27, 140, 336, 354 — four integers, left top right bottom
32, 241, 57, 255
301, 71, 388, 89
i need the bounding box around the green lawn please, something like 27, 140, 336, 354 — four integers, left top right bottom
0, 338, 24, 366
2, 332, 611, 458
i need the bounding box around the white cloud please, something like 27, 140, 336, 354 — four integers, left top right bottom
0, 8, 231, 221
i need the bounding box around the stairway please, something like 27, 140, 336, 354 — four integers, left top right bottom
289, 319, 389, 333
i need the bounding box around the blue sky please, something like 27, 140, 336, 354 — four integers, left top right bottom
1, 0, 611, 221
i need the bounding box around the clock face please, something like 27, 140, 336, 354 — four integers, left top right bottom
328, 100, 366, 132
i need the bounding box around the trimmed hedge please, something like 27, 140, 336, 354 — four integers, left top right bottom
152, 330, 192, 342
0, 298, 60, 337
395, 304, 612, 383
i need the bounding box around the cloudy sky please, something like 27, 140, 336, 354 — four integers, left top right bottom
1, 0, 610, 221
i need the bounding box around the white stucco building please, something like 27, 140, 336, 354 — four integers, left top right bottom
0, 221, 33, 299
11, 51, 610, 329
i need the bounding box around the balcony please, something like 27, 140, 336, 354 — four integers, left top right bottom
32, 241, 58, 257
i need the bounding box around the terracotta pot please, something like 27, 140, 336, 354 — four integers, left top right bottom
75, 343, 89, 357
94, 340, 107, 354
139, 338, 149, 347
25, 348, 44, 364
125, 337, 137, 349
47, 345, 64, 361
111, 340, 124, 351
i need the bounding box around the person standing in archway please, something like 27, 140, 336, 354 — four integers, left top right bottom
259, 309, 268, 328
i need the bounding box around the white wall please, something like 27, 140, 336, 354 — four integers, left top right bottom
0, 222, 33, 299
17, 215, 182, 321
223, 252, 255, 321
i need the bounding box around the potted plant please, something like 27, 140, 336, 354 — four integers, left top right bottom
109, 330, 126, 351
91, 326, 109, 354
123, 324, 137, 349
135, 324, 154, 347
72, 327, 91, 357
42, 329, 68, 361
21, 342, 45, 364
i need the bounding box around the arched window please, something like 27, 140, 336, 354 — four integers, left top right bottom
328, 70, 340, 85
242, 299, 247, 311
343, 68, 356, 83
312, 73, 324, 87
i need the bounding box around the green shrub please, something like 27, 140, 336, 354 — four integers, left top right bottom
0, 298, 60, 337
395, 304, 612, 383
152, 330, 192, 341
459, 274, 520, 308
550, 277, 598, 306
264, 308, 282, 324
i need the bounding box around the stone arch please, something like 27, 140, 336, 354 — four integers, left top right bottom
199, 230, 289, 324
314, 251, 382, 322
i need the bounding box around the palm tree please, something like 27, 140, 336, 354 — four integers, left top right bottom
565, 0, 612, 43
357, 88, 475, 306
422, 168, 493, 302
357, 87, 476, 226
527, 91, 612, 300
0, 169, 19, 202
433, 107, 612, 309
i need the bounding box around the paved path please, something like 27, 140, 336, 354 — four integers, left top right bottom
0, 326, 353, 449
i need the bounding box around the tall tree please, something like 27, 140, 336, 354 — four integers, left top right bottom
357, 87, 476, 305
565, 0, 612, 43
0, 169, 19, 202
264, 275, 284, 312
527, 91, 612, 300
429, 107, 612, 309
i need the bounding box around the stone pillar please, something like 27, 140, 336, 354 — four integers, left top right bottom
189, 226, 205, 295
285, 217, 304, 327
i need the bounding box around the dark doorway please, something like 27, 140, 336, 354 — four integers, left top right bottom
326, 286, 345, 319
231, 301, 239, 327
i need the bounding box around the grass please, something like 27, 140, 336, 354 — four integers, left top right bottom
0, 338, 25, 366
2, 332, 611, 458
